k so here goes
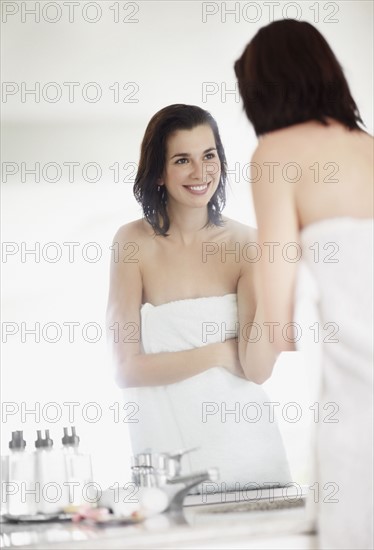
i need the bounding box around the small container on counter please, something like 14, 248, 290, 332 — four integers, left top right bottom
34, 429, 69, 514
6, 431, 36, 516
62, 427, 93, 507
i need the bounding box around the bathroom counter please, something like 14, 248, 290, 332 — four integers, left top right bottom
1, 492, 316, 549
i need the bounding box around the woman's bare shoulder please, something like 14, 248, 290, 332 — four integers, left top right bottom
253, 125, 305, 160
112, 218, 153, 243
221, 217, 257, 242
253, 119, 371, 159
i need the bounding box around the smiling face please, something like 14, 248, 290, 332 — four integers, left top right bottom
161, 125, 221, 208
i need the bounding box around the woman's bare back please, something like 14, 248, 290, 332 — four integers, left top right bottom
257, 119, 373, 229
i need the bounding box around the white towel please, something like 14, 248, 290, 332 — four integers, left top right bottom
124, 294, 291, 492
298, 217, 374, 549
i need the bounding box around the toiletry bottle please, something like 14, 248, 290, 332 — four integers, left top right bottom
62, 427, 93, 507
34, 430, 68, 514
7, 431, 36, 516
0, 453, 9, 517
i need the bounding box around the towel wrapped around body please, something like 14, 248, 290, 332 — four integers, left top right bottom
124, 293, 291, 492
296, 217, 373, 549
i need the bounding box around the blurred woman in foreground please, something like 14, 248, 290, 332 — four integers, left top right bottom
235, 19, 373, 550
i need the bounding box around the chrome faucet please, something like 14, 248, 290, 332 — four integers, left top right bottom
131, 447, 219, 511
165, 468, 219, 511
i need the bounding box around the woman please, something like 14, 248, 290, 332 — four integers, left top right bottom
234, 19, 373, 549
106, 104, 291, 494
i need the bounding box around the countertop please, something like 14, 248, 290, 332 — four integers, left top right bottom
1, 492, 317, 549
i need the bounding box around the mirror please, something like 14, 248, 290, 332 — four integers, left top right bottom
2, 1, 372, 499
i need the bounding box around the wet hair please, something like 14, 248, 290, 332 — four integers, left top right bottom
234, 19, 364, 136
133, 104, 227, 236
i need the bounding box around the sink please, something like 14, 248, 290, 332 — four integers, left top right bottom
183, 485, 308, 507
188, 496, 305, 514
182, 489, 312, 537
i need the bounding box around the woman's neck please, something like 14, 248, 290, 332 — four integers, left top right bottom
166, 202, 210, 246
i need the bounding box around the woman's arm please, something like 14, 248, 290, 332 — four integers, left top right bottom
106, 224, 239, 388
250, 143, 300, 354
236, 229, 279, 384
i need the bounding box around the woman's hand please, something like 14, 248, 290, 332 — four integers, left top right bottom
214, 339, 247, 379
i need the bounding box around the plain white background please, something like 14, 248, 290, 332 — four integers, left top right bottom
1, 1, 373, 489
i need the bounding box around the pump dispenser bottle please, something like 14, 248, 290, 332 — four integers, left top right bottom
0, 452, 9, 517
7, 431, 35, 516
62, 427, 93, 507
34, 429, 67, 514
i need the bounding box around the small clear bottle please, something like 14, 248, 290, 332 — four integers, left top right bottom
7, 431, 36, 516
62, 427, 93, 507
34, 430, 68, 514
0, 453, 9, 517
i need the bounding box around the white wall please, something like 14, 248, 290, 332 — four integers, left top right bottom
1, 1, 373, 489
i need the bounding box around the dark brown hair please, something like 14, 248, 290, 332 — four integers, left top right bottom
133, 104, 227, 236
234, 19, 364, 136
